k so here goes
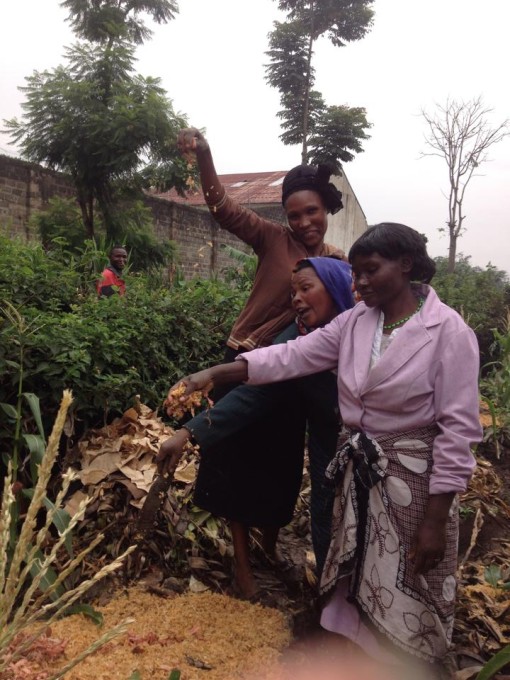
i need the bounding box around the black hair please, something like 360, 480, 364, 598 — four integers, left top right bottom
109, 244, 127, 255
348, 223, 436, 283
293, 259, 314, 273
282, 164, 343, 215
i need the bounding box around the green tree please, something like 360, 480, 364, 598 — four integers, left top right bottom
4, 0, 190, 244
61, 0, 178, 45
421, 96, 509, 273
308, 104, 371, 167
265, 0, 374, 169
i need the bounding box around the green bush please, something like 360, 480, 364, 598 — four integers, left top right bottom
29, 196, 177, 272
0, 232, 92, 312
432, 256, 510, 366
0, 239, 246, 441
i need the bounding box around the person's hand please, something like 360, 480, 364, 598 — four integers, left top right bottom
156, 429, 191, 476
410, 517, 447, 574
177, 127, 209, 161
164, 370, 215, 417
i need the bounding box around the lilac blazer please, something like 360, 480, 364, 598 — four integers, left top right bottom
240, 285, 482, 494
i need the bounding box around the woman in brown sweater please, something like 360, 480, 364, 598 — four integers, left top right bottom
177, 127, 346, 355
175, 128, 347, 598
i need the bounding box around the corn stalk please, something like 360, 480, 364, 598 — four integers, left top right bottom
0, 390, 136, 676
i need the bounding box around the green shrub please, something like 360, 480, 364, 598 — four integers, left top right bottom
433, 256, 510, 366
29, 196, 176, 272
0, 233, 91, 312
0, 240, 246, 437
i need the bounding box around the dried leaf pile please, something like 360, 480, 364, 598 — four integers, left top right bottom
28, 588, 292, 680
64, 403, 209, 581
454, 456, 510, 671
66, 403, 186, 512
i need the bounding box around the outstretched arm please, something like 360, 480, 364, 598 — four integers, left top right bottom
185, 381, 289, 449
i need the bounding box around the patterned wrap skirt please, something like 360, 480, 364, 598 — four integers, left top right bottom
320, 425, 459, 662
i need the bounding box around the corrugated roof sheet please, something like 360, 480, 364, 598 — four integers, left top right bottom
154, 171, 287, 206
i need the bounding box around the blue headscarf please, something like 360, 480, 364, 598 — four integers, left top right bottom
299, 257, 355, 315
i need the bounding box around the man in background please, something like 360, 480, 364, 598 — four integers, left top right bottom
96, 245, 128, 297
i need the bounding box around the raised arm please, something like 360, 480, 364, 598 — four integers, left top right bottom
177, 128, 226, 210
177, 128, 279, 251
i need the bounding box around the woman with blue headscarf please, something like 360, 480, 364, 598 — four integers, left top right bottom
158, 257, 354, 601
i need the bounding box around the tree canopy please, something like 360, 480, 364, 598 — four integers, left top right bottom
60, 0, 179, 45
265, 0, 374, 169
4, 0, 189, 245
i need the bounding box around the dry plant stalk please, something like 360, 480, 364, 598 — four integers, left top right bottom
0, 390, 136, 678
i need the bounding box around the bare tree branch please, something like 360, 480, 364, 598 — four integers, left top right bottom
420, 96, 509, 272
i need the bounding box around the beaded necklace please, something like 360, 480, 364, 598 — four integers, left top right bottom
382, 296, 424, 331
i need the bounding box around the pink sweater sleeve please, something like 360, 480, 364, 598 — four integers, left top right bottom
430, 326, 482, 494
240, 316, 343, 382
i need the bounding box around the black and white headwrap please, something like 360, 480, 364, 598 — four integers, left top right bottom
281, 163, 344, 215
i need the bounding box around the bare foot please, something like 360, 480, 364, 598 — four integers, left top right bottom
232, 565, 258, 600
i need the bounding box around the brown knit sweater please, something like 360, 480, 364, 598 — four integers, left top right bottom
210, 192, 345, 350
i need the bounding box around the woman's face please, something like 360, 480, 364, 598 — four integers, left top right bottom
351, 252, 412, 308
284, 190, 328, 250
291, 267, 337, 328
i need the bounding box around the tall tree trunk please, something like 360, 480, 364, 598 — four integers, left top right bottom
447, 227, 457, 273
77, 191, 95, 240
301, 3, 315, 164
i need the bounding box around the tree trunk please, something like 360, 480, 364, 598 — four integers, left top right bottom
447, 230, 457, 273
78, 192, 95, 241
301, 4, 315, 165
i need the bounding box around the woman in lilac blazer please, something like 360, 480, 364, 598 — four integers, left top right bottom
165, 223, 482, 673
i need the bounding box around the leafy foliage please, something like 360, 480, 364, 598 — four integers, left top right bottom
30, 197, 177, 272
432, 255, 510, 365
4, 42, 188, 240
265, 0, 373, 165
480, 312, 510, 452
4, 0, 190, 244
308, 104, 371, 171
265, 20, 313, 97
0, 232, 90, 312
277, 0, 375, 45
0, 238, 245, 436
219, 245, 257, 293
60, 0, 179, 45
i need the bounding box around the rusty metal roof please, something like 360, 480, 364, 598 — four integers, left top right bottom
155, 171, 287, 206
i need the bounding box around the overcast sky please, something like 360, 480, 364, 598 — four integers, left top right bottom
1, 0, 509, 272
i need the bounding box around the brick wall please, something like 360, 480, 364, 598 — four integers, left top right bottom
0, 155, 75, 239
0, 155, 286, 279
